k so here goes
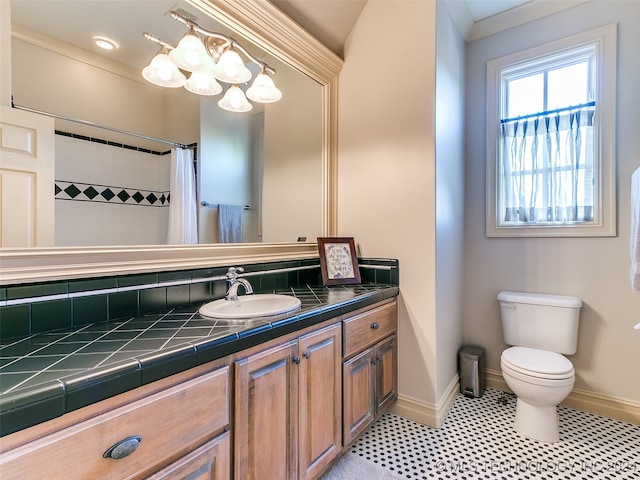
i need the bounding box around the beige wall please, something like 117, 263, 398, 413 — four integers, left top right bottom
262, 63, 323, 243
338, 0, 444, 418
463, 1, 640, 407
198, 104, 257, 243
11, 32, 198, 150
434, 1, 466, 404
339, 0, 639, 425
0, 1, 10, 106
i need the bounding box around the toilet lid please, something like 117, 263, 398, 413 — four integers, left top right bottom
502, 346, 574, 379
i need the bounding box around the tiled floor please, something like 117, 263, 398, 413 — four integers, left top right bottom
349, 389, 639, 479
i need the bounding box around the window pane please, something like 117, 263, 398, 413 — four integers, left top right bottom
487, 25, 616, 237
506, 73, 543, 117
547, 62, 589, 109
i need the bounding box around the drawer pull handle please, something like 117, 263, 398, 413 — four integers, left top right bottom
293, 356, 301, 364
103, 436, 142, 460
371, 322, 380, 330
303, 351, 311, 359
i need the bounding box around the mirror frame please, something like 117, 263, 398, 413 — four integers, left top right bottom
0, 0, 343, 285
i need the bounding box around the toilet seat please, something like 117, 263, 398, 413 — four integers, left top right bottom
501, 346, 574, 380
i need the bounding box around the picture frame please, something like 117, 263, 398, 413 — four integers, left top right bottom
317, 237, 361, 285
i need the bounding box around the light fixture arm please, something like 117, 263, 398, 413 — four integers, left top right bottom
168, 10, 276, 75
142, 32, 174, 51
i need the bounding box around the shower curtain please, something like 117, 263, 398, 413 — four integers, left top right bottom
167, 147, 198, 244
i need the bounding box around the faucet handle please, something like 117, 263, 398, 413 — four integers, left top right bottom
226, 266, 244, 281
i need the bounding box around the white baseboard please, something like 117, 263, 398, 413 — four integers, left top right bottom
392, 370, 639, 428
486, 368, 639, 425
391, 374, 459, 428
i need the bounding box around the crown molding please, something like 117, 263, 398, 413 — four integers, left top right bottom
445, 0, 592, 43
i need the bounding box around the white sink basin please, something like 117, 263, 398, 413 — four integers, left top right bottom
199, 294, 301, 319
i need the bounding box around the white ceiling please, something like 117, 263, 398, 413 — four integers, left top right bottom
465, 0, 533, 21
9, 0, 582, 69
270, 0, 538, 56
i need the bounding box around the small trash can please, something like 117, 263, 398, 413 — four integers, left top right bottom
458, 345, 485, 398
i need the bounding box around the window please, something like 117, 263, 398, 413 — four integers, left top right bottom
486, 25, 617, 237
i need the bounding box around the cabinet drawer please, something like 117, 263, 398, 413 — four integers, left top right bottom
343, 301, 396, 358
0, 366, 229, 480
146, 431, 230, 480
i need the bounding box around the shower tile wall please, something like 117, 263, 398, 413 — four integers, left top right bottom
55, 134, 171, 246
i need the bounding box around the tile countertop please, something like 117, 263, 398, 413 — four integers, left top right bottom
0, 284, 398, 437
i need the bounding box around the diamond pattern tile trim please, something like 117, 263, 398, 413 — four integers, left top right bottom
348, 389, 640, 479
55, 181, 170, 207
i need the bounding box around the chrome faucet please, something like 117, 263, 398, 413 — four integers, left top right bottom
225, 267, 254, 301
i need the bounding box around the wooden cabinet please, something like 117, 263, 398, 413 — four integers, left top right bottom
234, 323, 342, 480
0, 366, 230, 480
342, 300, 398, 446
0, 297, 397, 480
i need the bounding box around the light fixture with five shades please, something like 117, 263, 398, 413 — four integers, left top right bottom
142, 11, 282, 113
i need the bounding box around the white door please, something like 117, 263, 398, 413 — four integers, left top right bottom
0, 105, 55, 247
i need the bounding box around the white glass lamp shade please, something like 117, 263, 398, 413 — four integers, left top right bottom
211, 48, 252, 84
246, 72, 282, 103
142, 52, 186, 88
185, 71, 223, 96
169, 30, 214, 72
218, 85, 253, 113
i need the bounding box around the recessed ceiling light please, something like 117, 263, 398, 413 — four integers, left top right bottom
93, 36, 118, 50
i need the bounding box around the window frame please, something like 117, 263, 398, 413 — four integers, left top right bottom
485, 24, 617, 238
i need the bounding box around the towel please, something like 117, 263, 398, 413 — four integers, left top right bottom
631, 167, 640, 291
218, 204, 243, 243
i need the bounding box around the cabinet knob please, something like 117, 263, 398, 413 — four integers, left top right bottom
303, 352, 311, 359
371, 322, 380, 330
103, 436, 142, 460
293, 356, 301, 364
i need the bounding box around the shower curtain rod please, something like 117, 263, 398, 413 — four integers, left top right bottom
12, 104, 193, 149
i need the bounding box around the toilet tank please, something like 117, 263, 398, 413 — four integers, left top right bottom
497, 291, 582, 355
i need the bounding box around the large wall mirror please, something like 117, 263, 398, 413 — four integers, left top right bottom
1, 0, 342, 283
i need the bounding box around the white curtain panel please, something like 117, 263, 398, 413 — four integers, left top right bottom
167, 147, 198, 244
500, 106, 595, 225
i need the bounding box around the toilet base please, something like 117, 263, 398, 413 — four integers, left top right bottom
514, 398, 560, 444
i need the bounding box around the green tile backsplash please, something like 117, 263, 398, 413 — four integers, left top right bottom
139, 287, 167, 315
68, 277, 117, 293
0, 258, 398, 342
118, 273, 159, 288
31, 300, 72, 334
108, 291, 139, 321
7, 282, 68, 301
0, 305, 30, 339
73, 296, 108, 327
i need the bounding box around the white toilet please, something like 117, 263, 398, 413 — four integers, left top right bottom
497, 291, 582, 444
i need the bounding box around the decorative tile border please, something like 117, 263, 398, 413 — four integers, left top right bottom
56, 130, 173, 156
55, 180, 170, 207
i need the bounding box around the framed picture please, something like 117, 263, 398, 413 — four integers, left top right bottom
317, 237, 361, 285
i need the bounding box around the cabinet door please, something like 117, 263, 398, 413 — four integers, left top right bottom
234, 339, 298, 480
342, 348, 375, 446
298, 323, 342, 480
146, 431, 230, 480
375, 335, 398, 413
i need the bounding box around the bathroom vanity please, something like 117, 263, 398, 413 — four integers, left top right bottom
0, 259, 398, 479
